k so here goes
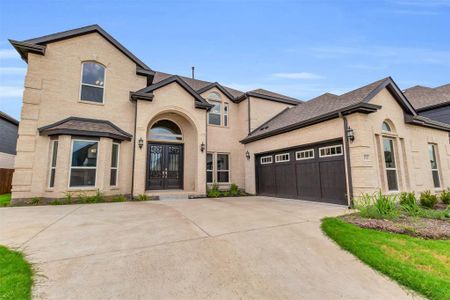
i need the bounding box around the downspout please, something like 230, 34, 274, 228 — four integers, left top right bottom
340, 112, 354, 208
131, 99, 138, 200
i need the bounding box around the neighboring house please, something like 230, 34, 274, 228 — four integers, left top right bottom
9, 25, 450, 206
0, 111, 19, 169
403, 84, 450, 136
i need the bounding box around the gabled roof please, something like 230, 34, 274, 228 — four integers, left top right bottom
9, 24, 153, 74
241, 77, 424, 144
132, 75, 213, 110
243, 89, 303, 105
38, 117, 132, 141
196, 82, 238, 102
404, 83, 450, 111
0, 111, 19, 126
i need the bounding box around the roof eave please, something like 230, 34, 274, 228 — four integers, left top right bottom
246, 92, 301, 105
240, 103, 380, 144
8, 39, 46, 62
196, 82, 238, 103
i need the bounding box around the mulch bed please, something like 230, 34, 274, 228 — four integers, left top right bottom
340, 213, 450, 239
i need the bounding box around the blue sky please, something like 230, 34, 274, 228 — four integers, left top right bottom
1, 0, 449, 120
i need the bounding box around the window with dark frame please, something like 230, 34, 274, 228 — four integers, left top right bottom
383, 138, 398, 191
80, 62, 105, 103
110, 143, 119, 186
206, 153, 213, 183
428, 144, 440, 188
70, 140, 98, 187
48, 140, 58, 188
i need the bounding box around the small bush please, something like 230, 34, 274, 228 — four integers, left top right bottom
31, 197, 41, 205
64, 192, 73, 204
229, 184, 239, 197
49, 199, 63, 205
221, 191, 229, 197
136, 194, 148, 201
207, 184, 221, 198
111, 195, 127, 202
418, 207, 450, 220
356, 191, 399, 219
399, 192, 416, 206
439, 188, 450, 205
420, 190, 437, 208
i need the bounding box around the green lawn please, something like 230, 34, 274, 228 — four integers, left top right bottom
0, 246, 33, 300
322, 217, 450, 300
0, 194, 11, 207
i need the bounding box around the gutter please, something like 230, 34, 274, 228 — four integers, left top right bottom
339, 113, 354, 208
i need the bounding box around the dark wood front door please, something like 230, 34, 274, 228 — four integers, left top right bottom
147, 143, 183, 190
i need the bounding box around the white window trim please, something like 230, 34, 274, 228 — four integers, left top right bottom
260, 155, 273, 164
319, 145, 343, 158
110, 142, 120, 187
79, 62, 106, 104
296, 149, 314, 160
207, 152, 231, 184
275, 153, 290, 163
68, 139, 99, 189
428, 144, 441, 188
382, 138, 399, 192
48, 140, 58, 188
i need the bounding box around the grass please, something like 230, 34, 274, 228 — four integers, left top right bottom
0, 246, 33, 300
0, 194, 11, 207
322, 217, 450, 300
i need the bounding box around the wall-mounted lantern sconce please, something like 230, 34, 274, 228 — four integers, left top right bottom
200, 142, 205, 152
346, 127, 355, 142
245, 150, 251, 160
138, 137, 144, 149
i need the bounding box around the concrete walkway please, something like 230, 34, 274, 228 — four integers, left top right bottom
0, 197, 418, 299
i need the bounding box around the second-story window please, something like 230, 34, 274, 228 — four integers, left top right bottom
207, 92, 230, 126
80, 62, 105, 103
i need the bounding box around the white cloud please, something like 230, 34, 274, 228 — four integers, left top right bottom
0, 49, 18, 60
0, 67, 26, 75
0, 86, 24, 98
272, 72, 324, 80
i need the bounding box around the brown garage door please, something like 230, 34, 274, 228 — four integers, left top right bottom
256, 140, 348, 205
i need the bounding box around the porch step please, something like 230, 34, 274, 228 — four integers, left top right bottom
145, 190, 195, 201
158, 194, 189, 200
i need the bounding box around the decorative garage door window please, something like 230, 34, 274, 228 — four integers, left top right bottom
296, 149, 314, 160
319, 145, 342, 157
260, 156, 273, 164
275, 153, 290, 163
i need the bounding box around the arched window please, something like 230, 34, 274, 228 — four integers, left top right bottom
207, 92, 221, 101
149, 120, 183, 141
80, 62, 105, 103
382, 121, 392, 132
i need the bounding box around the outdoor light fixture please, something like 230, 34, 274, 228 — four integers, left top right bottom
138, 137, 144, 149
246, 150, 251, 160
347, 127, 355, 142
200, 142, 205, 152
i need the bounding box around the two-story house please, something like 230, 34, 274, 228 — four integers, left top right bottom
9, 25, 450, 206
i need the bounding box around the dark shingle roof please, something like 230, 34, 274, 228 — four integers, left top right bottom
242, 78, 389, 142
0, 111, 19, 126
38, 117, 132, 141
403, 84, 450, 110
248, 89, 302, 103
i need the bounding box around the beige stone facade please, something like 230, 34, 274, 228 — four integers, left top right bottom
10, 26, 450, 204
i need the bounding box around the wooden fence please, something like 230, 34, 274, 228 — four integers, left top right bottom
0, 168, 14, 194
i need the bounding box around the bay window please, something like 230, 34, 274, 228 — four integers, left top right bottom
110, 142, 120, 186
48, 140, 58, 188
70, 140, 98, 187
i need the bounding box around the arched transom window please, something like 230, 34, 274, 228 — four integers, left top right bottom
80, 62, 105, 103
149, 120, 183, 141
382, 121, 392, 132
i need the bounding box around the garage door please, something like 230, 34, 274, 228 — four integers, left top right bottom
255, 141, 348, 205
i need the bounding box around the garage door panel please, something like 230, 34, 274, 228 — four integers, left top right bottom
258, 166, 276, 195
295, 162, 321, 200
319, 160, 347, 204
275, 164, 297, 197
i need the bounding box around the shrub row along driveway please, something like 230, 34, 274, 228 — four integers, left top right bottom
0, 197, 417, 299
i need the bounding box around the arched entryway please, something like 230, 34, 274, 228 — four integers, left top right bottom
146, 112, 198, 191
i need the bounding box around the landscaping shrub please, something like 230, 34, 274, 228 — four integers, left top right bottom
64, 192, 73, 204
356, 191, 399, 219
31, 197, 41, 205
399, 192, 416, 207
420, 190, 437, 208
439, 188, 450, 205
49, 199, 63, 205
207, 184, 221, 198
221, 191, 229, 197
229, 183, 239, 197
136, 194, 148, 201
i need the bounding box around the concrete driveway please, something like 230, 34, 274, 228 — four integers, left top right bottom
0, 197, 416, 299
